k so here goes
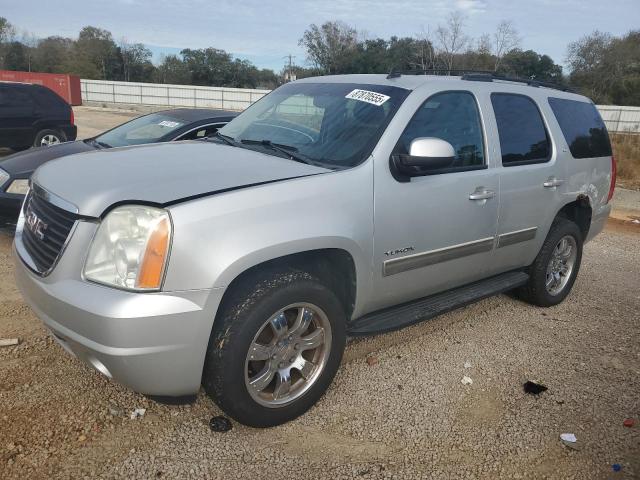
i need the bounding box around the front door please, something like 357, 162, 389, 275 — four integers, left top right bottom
370, 90, 500, 312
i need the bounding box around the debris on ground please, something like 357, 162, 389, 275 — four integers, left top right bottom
366, 356, 378, 366
0, 338, 19, 347
209, 416, 232, 432
130, 408, 146, 419
523, 380, 548, 395
461, 376, 473, 385
612, 464, 622, 472
623, 418, 635, 428
560, 433, 579, 449
464, 361, 472, 369
78, 435, 87, 442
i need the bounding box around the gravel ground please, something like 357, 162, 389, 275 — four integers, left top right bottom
0, 219, 638, 480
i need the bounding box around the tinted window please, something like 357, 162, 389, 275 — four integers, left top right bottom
548, 98, 611, 158
396, 91, 485, 168
491, 93, 550, 165
95, 113, 188, 147
32, 87, 67, 109
0, 88, 33, 107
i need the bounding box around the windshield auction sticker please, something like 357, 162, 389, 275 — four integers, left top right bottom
345, 89, 390, 106
158, 120, 182, 128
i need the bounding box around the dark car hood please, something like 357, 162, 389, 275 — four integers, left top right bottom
0, 141, 96, 177
32, 141, 330, 217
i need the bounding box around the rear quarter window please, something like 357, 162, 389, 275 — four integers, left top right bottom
548, 97, 611, 159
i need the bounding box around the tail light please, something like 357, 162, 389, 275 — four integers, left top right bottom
607, 155, 616, 203
70, 108, 75, 125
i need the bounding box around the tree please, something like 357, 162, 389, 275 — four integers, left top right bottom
0, 16, 16, 68
76, 26, 119, 79
435, 12, 469, 72
154, 54, 191, 84
3, 41, 29, 70
120, 41, 153, 82
500, 49, 563, 82
493, 20, 520, 71
299, 21, 358, 74
31, 36, 75, 73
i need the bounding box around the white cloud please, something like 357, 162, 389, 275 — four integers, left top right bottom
454, 0, 488, 14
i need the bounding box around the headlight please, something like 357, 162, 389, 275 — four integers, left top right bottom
7, 179, 30, 195
0, 168, 9, 188
84, 205, 172, 291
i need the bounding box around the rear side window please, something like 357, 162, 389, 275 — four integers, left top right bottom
32, 87, 67, 109
491, 93, 551, 166
548, 98, 611, 158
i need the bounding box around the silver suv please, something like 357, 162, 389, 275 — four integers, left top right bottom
13, 73, 615, 427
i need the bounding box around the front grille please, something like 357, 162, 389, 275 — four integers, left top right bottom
21, 191, 78, 273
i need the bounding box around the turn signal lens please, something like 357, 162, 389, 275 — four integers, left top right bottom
136, 217, 171, 289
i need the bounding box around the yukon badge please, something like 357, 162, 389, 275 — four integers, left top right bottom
384, 246, 415, 257
25, 205, 48, 241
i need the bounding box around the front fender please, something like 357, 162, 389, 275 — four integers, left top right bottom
163, 165, 374, 315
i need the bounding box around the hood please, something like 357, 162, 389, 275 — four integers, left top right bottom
32, 141, 330, 217
0, 141, 96, 177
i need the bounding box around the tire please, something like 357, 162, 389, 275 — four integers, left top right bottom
203, 268, 347, 427
33, 129, 66, 147
517, 217, 583, 307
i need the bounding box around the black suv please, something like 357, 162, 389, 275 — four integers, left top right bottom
0, 82, 77, 150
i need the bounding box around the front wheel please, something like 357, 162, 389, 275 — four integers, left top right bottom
202, 269, 346, 427
517, 217, 583, 307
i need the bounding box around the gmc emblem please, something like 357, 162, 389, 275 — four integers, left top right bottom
25, 205, 48, 241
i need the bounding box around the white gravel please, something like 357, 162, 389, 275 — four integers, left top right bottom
0, 223, 638, 479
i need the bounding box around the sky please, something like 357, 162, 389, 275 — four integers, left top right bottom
3, 0, 639, 72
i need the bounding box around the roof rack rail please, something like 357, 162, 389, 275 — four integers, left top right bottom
461, 72, 574, 92
385, 69, 574, 93
386, 69, 493, 79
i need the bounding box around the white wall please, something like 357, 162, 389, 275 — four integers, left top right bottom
80, 79, 270, 111
80, 79, 640, 133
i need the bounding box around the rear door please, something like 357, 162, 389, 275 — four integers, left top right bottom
0, 86, 36, 148
489, 92, 566, 271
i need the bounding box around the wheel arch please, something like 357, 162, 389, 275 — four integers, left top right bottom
555, 194, 592, 240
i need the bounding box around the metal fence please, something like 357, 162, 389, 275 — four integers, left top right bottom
596, 105, 640, 134
80, 79, 640, 133
80, 79, 270, 111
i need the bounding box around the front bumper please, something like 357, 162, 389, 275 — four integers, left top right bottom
13, 236, 223, 396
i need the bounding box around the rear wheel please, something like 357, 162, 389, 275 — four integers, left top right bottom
517, 217, 583, 306
34, 129, 65, 147
202, 269, 346, 427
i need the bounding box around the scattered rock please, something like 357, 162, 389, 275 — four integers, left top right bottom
0, 338, 19, 347
464, 361, 472, 369
366, 356, 378, 366
130, 408, 146, 419
461, 376, 473, 386
523, 381, 548, 395
78, 435, 86, 442
560, 432, 579, 449
209, 416, 232, 432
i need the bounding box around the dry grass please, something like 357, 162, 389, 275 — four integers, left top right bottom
611, 133, 640, 189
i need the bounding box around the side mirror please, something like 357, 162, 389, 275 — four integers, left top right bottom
391, 137, 456, 177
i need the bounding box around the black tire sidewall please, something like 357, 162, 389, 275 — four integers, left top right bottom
528, 219, 583, 306
34, 129, 65, 147
204, 274, 346, 427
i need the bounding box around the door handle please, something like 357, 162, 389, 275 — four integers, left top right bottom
543, 177, 564, 188
469, 188, 496, 201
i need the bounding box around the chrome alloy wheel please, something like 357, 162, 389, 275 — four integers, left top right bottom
40, 134, 61, 146
244, 303, 332, 408
545, 235, 577, 296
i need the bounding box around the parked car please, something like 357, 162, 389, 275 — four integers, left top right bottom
0, 82, 77, 150
13, 73, 614, 427
0, 108, 237, 221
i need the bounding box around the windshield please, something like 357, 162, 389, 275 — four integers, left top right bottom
95, 113, 186, 148
219, 82, 409, 169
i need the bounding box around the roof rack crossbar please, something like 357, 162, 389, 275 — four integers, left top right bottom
386, 69, 493, 79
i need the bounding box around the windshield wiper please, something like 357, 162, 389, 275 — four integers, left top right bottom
86, 138, 111, 149
240, 139, 314, 166
209, 131, 239, 147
